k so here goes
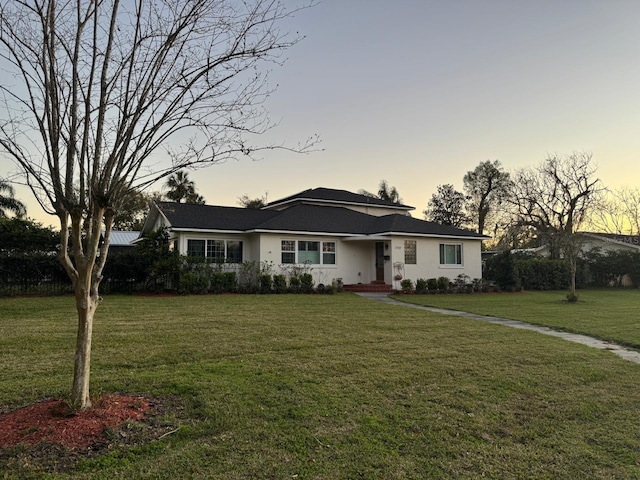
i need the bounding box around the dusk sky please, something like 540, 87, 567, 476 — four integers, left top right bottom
5, 0, 640, 224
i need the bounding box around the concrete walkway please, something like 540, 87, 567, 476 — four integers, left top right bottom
356, 292, 640, 365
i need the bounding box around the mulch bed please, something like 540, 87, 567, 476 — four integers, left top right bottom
0, 394, 183, 473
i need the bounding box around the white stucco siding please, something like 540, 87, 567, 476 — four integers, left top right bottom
256, 233, 372, 285
392, 237, 483, 283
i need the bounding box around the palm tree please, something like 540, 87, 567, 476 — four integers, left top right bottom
164, 171, 205, 204
0, 179, 26, 217
359, 179, 402, 204
377, 179, 402, 204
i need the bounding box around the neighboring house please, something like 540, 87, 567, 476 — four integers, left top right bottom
140, 188, 489, 290
509, 232, 640, 286
511, 232, 640, 258
579, 232, 640, 254
102, 230, 140, 254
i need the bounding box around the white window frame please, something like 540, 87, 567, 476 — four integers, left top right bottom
186, 238, 244, 263
281, 239, 337, 266
439, 243, 463, 267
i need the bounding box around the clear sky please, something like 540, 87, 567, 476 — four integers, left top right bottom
5, 0, 640, 224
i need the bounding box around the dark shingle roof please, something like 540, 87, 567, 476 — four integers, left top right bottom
155, 202, 487, 239
369, 214, 483, 238
265, 187, 414, 211
156, 202, 279, 231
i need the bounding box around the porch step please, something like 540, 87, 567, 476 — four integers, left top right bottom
343, 283, 393, 293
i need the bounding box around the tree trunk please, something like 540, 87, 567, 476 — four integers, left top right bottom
70, 271, 100, 409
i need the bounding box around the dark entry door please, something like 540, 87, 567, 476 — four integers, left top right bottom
375, 242, 385, 282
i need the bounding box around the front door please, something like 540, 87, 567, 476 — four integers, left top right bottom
375, 242, 385, 282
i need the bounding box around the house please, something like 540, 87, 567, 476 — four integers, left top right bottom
508, 232, 640, 287
140, 188, 489, 291
510, 232, 640, 257
102, 230, 140, 254
579, 232, 640, 254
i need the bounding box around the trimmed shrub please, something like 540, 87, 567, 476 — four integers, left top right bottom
179, 271, 209, 294
426, 278, 438, 291
415, 278, 428, 294
514, 256, 569, 290
273, 274, 287, 294
300, 273, 314, 293
400, 278, 414, 293
437, 276, 450, 291
289, 275, 301, 293
259, 274, 273, 294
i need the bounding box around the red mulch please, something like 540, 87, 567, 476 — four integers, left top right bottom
0, 394, 150, 451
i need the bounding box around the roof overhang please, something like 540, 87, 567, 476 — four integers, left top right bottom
170, 227, 247, 235
342, 235, 390, 242
373, 231, 490, 241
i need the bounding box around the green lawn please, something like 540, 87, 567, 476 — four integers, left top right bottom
1, 293, 640, 479
391, 289, 640, 349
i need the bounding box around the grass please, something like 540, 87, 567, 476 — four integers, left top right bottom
391, 288, 640, 349
0, 293, 640, 478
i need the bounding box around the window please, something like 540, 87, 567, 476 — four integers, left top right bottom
187, 239, 205, 258
207, 240, 225, 262
227, 241, 243, 263
322, 242, 336, 264
439, 243, 462, 265
298, 241, 320, 264
187, 239, 243, 263
282, 240, 296, 264
281, 240, 336, 265
404, 240, 417, 264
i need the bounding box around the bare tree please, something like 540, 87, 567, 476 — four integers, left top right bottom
463, 160, 511, 235
424, 184, 469, 228
510, 152, 603, 298
587, 187, 640, 235
0, 0, 315, 409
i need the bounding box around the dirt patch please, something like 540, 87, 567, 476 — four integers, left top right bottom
0, 394, 183, 473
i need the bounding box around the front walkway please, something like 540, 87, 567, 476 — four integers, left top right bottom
356, 292, 640, 365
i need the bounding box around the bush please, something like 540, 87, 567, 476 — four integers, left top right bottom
437, 276, 450, 291
323, 284, 335, 294
566, 292, 579, 303
289, 275, 301, 293
259, 274, 273, 294
453, 274, 472, 293
426, 278, 438, 291
400, 278, 413, 293
300, 273, 314, 293
237, 261, 260, 293
514, 256, 569, 290
484, 251, 521, 291
583, 249, 640, 287
179, 271, 209, 294
273, 274, 287, 294
415, 278, 428, 294
210, 272, 237, 293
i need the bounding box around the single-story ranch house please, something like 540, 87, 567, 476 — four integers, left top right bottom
140, 188, 489, 290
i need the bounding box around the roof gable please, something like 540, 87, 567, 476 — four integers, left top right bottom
154, 202, 279, 231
